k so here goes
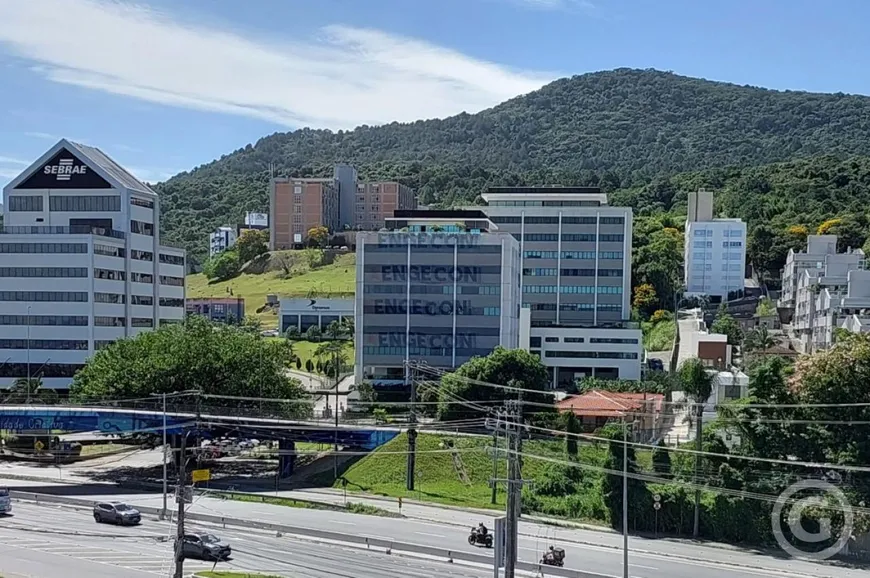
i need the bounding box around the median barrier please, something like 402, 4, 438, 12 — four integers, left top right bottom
9, 490, 596, 577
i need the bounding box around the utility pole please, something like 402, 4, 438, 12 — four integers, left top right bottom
622, 416, 629, 578
406, 362, 417, 492
161, 392, 168, 520
25, 305, 31, 404
504, 399, 522, 578
693, 403, 702, 537
490, 419, 499, 505
173, 433, 188, 578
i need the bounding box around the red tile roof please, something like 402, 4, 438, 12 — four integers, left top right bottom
556, 390, 664, 418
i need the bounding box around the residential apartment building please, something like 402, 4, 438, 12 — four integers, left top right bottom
793, 252, 870, 352
209, 226, 237, 257
269, 164, 415, 249
684, 190, 746, 300
780, 235, 838, 310
354, 211, 521, 386
477, 187, 642, 385
0, 139, 186, 389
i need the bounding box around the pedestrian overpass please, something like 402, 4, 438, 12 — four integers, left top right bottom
0, 405, 399, 478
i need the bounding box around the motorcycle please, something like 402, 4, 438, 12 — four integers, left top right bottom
468, 527, 493, 548
540, 546, 565, 567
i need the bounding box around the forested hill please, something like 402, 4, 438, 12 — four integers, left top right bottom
156, 68, 870, 263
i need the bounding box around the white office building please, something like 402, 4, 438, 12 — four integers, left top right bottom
793, 252, 867, 353
477, 187, 641, 385
0, 139, 186, 389
780, 235, 838, 309
684, 190, 746, 300
209, 226, 237, 257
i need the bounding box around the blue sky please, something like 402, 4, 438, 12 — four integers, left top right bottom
0, 0, 868, 188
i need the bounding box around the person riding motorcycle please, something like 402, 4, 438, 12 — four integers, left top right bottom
477, 523, 488, 536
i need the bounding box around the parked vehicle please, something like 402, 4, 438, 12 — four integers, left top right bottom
93, 501, 141, 525
0, 487, 11, 515
179, 532, 232, 560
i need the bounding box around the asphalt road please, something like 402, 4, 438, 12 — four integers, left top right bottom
2, 480, 864, 578
0, 501, 495, 578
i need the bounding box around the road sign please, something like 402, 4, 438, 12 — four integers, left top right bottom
653, 502, 662, 510
33, 440, 44, 452
653, 494, 661, 502
191, 469, 210, 483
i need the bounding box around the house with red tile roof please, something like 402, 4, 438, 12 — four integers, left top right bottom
556, 390, 665, 439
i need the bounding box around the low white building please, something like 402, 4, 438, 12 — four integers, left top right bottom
684, 190, 746, 300
209, 226, 237, 257
793, 252, 867, 352
0, 139, 185, 389
280, 297, 353, 335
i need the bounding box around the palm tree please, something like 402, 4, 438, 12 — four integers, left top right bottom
3, 377, 58, 405
743, 326, 776, 352
325, 320, 346, 341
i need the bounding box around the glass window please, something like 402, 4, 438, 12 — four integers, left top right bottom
7, 196, 43, 211
600, 217, 625, 225
0, 315, 88, 326
130, 249, 153, 261
94, 316, 126, 327
94, 244, 125, 258
131, 272, 154, 283
160, 297, 184, 307
0, 243, 87, 254
159, 253, 184, 266
131, 295, 154, 306
130, 220, 154, 236
130, 197, 154, 209
0, 267, 87, 277
0, 291, 88, 302
0, 339, 88, 350
94, 292, 125, 304
50, 195, 120, 212
131, 318, 154, 328
599, 234, 624, 242
562, 234, 595, 242
94, 268, 125, 281
159, 275, 184, 287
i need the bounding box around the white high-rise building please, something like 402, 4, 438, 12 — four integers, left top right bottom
209, 226, 237, 257
0, 139, 186, 390
684, 190, 747, 300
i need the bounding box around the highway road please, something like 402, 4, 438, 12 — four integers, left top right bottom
0, 500, 494, 578
1, 480, 865, 578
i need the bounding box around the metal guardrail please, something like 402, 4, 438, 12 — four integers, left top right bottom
9, 490, 593, 577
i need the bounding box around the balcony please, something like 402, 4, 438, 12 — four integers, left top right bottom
0, 225, 126, 240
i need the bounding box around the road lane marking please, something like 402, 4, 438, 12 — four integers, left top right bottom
631, 564, 658, 570
415, 532, 445, 538
332, 520, 356, 525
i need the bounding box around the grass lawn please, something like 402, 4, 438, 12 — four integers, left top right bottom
337, 432, 609, 511
79, 443, 129, 457
186, 253, 355, 329
642, 319, 676, 351
290, 340, 355, 374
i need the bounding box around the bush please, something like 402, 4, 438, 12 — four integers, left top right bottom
651, 309, 672, 323
203, 250, 241, 281
305, 325, 322, 342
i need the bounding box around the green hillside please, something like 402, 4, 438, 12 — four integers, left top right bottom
155, 68, 870, 264
186, 251, 355, 329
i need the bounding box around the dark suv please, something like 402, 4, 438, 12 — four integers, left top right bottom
93, 501, 141, 525
180, 532, 232, 561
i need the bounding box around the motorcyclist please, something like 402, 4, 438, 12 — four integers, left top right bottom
478, 522, 488, 536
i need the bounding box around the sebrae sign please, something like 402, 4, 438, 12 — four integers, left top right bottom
16, 148, 112, 190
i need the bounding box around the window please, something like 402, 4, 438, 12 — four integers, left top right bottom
590, 337, 639, 344
0, 267, 87, 277
131, 272, 154, 283
160, 275, 184, 287
8, 196, 43, 211
560, 269, 595, 276
530, 336, 542, 348
544, 351, 638, 359
695, 241, 712, 249
130, 197, 154, 209
0, 291, 87, 302
483, 307, 501, 316
524, 251, 558, 259
94, 268, 125, 281
131, 318, 154, 328
94, 316, 126, 327
130, 249, 153, 261
0, 362, 85, 378
94, 292, 125, 304
525, 216, 559, 224
94, 341, 115, 350
524, 268, 557, 276
159, 253, 184, 266
50, 195, 120, 212
598, 269, 623, 277
131, 295, 153, 306
0, 339, 88, 350
130, 220, 154, 236
598, 304, 621, 312
564, 337, 585, 343
524, 285, 558, 294
563, 217, 596, 224
0, 315, 88, 326
599, 251, 624, 259
525, 233, 558, 242
159, 297, 182, 307
490, 216, 521, 224
294, 185, 302, 195
0, 242, 87, 254
562, 251, 595, 260
599, 234, 624, 242
562, 234, 595, 242
600, 217, 625, 225
728, 241, 743, 247
545, 337, 560, 343
94, 244, 125, 258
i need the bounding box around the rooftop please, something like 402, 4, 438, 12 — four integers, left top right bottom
486, 186, 603, 195
556, 390, 664, 418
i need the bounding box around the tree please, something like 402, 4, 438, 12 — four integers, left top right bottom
562, 411, 580, 457
710, 306, 743, 346
284, 326, 301, 340
236, 229, 269, 263
677, 357, 714, 417
315, 340, 348, 385
651, 440, 672, 478
2, 377, 58, 405
438, 347, 551, 421
755, 297, 776, 317
632, 283, 657, 315
305, 359, 314, 373
295, 358, 302, 370
305, 324, 322, 342
203, 249, 240, 281
307, 225, 329, 248
817, 218, 842, 235
599, 422, 649, 529
325, 320, 346, 341
743, 325, 775, 352
70, 316, 310, 417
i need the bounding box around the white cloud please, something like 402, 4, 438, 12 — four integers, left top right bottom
126, 166, 178, 184
0, 0, 554, 130
0, 156, 30, 180
24, 131, 59, 141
